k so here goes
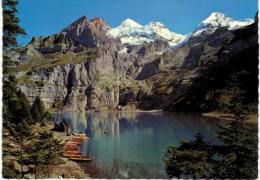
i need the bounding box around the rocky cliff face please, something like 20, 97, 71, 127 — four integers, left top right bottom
11, 16, 120, 111
7, 13, 258, 112
139, 20, 258, 112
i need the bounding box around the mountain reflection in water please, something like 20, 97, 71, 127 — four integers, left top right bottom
52, 111, 220, 178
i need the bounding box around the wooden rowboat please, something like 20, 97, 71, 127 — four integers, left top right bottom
63, 153, 81, 157
69, 156, 91, 161
63, 151, 81, 154
64, 145, 78, 149
62, 133, 90, 160
64, 154, 89, 158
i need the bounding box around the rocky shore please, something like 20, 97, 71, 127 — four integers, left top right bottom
2, 122, 90, 179
46, 122, 91, 178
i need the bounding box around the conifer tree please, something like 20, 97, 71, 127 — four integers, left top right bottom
17, 89, 33, 124
3, 75, 19, 127
31, 96, 46, 124
3, 0, 26, 75
3, 76, 33, 126
27, 130, 62, 178
163, 73, 258, 179
14, 120, 32, 178
214, 73, 258, 178
3, 0, 26, 48
163, 133, 214, 178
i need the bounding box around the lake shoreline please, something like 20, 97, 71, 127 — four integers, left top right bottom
53, 109, 258, 124
52, 109, 163, 113
46, 122, 91, 178
49, 110, 258, 178
202, 111, 258, 124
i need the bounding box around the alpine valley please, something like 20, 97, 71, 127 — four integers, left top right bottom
5, 12, 258, 113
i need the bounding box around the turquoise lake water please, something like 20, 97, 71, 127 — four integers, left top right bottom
53, 111, 220, 178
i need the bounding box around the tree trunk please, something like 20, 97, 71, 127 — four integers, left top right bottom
20, 138, 24, 178
235, 118, 240, 177
34, 161, 37, 179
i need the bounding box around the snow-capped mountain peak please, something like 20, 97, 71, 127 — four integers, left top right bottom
120, 18, 142, 28
202, 12, 228, 25
108, 13, 254, 47
148, 21, 166, 28
191, 12, 254, 37
200, 12, 254, 30
146, 21, 184, 43
108, 19, 185, 46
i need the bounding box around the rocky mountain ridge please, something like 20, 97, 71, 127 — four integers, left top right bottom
7, 12, 258, 112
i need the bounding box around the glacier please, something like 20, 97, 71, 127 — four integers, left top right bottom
108, 12, 254, 47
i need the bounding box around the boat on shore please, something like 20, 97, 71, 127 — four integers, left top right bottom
63, 134, 91, 162
69, 156, 91, 161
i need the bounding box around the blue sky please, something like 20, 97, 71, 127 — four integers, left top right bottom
17, 0, 258, 45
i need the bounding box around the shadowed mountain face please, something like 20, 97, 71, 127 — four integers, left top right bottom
140, 20, 258, 112
6, 13, 258, 112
